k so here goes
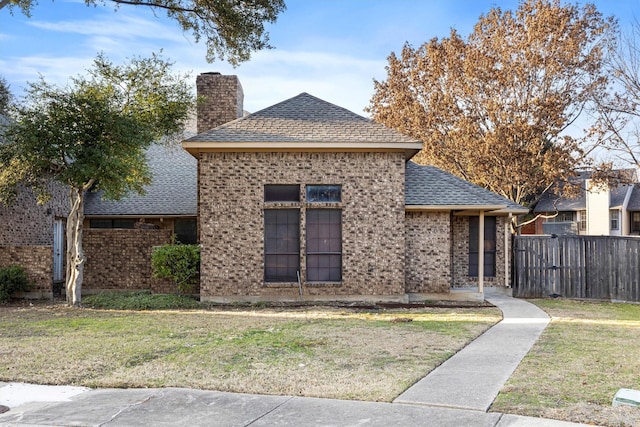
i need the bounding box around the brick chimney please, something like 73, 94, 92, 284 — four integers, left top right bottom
196, 72, 244, 134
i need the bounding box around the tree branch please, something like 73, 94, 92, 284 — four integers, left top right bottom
109, 0, 196, 14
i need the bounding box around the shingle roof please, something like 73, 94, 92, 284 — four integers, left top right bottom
627, 185, 640, 211
405, 162, 527, 213
185, 92, 421, 144
84, 144, 197, 216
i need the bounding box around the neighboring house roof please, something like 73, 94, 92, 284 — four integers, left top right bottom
627, 185, 640, 211
405, 162, 528, 214
183, 92, 422, 158
84, 144, 197, 216
534, 169, 637, 213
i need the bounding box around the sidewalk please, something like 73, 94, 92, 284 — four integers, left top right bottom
395, 289, 551, 411
0, 291, 592, 427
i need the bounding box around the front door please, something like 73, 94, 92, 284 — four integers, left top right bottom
53, 219, 64, 283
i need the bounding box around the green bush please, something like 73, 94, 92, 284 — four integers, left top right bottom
0, 265, 31, 302
151, 244, 200, 294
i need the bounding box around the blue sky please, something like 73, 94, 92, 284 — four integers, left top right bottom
1, 0, 640, 116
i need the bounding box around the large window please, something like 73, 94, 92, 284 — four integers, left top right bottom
306, 209, 342, 282
264, 209, 300, 282
469, 216, 496, 277
263, 184, 342, 284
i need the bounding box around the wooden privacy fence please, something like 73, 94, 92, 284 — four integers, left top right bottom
513, 235, 640, 302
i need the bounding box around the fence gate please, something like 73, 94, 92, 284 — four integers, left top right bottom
513, 235, 640, 302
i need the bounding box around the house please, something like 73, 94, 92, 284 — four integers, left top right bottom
0, 114, 69, 298
531, 169, 640, 236
182, 72, 527, 302
1, 72, 528, 302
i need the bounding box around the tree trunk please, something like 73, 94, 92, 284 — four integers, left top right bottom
65, 187, 86, 307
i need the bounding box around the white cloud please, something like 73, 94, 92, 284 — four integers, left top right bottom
28, 14, 185, 43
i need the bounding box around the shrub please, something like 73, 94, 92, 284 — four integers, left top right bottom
0, 265, 31, 302
151, 244, 200, 294
83, 292, 201, 310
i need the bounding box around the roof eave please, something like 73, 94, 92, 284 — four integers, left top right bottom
182, 141, 422, 160
405, 204, 508, 212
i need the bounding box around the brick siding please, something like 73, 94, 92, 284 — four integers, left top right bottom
404, 211, 451, 293
0, 245, 53, 298
196, 73, 243, 133
0, 182, 69, 245
83, 229, 187, 294
198, 151, 406, 302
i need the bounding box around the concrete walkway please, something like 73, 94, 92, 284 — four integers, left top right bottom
0, 292, 592, 427
395, 289, 551, 411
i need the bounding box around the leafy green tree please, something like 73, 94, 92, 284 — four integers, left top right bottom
0, 53, 195, 306
1, 0, 286, 65
0, 76, 11, 115
367, 0, 616, 213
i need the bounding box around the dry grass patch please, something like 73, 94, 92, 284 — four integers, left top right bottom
0, 303, 500, 401
492, 299, 640, 427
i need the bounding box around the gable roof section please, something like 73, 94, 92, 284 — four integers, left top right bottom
405, 162, 527, 214
84, 144, 197, 216
183, 93, 422, 158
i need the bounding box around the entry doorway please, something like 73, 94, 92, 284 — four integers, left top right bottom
53, 219, 65, 295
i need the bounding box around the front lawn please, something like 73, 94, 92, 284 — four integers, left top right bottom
0, 302, 500, 402
492, 299, 640, 427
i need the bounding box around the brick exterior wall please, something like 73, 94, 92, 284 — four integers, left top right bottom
0, 182, 69, 245
196, 73, 244, 133
0, 245, 53, 298
452, 215, 510, 288
83, 229, 186, 294
404, 211, 451, 294
198, 151, 406, 302
0, 181, 69, 298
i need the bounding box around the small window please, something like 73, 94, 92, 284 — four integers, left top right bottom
610, 210, 620, 230
545, 211, 575, 223
578, 210, 587, 231
306, 185, 341, 203
264, 185, 300, 203
175, 218, 197, 244
89, 219, 135, 229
